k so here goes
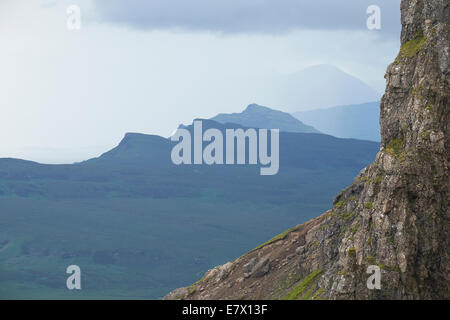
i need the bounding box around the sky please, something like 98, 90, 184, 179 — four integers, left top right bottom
0, 0, 401, 163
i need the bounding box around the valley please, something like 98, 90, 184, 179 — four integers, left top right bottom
0, 119, 379, 299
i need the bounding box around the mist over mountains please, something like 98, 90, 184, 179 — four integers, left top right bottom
260, 64, 382, 112
293, 101, 381, 141
0, 64, 380, 164
210, 102, 381, 142
0, 55, 384, 299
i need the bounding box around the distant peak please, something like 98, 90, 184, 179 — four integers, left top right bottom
244, 103, 272, 112
210, 103, 320, 134
122, 132, 146, 141
119, 132, 168, 145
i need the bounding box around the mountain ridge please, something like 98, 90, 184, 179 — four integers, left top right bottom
210, 103, 319, 133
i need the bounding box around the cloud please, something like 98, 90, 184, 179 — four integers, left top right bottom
92, 0, 401, 37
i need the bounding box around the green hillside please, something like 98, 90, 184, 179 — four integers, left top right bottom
0, 120, 378, 299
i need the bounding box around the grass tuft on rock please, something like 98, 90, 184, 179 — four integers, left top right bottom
282, 270, 324, 300
399, 30, 427, 58
248, 225, 300, 253
386, 138, 404, 156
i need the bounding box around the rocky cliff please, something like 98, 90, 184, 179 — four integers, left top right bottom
165, 0, 449, 300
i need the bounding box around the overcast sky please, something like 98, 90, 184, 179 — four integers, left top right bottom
0, 0, 401, 163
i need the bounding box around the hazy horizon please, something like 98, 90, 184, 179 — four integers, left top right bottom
0, 0, 400, 163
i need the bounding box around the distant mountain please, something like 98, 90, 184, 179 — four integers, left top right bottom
0, 119, 378, 299
293, 101, 381, 142
210, 104, 319, 133
260, 64, 381, 111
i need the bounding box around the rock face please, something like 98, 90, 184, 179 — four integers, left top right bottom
164, 0, 449, 300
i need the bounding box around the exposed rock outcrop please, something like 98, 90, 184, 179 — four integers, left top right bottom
165, 0, 449, 300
